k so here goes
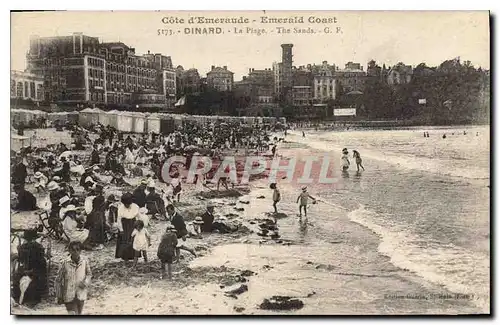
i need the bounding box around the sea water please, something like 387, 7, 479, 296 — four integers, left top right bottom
287, 126, 490, 312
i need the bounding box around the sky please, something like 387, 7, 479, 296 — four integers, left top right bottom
11, 11, 490, 80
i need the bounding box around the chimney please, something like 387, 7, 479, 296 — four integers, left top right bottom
211, 65, 215, 70
223, 66, 227, 70
323, 61, 327, 65
148, 50, 150, 54
249, 68, 251, 73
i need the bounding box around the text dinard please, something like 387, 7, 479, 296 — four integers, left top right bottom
161, 16, 338, 25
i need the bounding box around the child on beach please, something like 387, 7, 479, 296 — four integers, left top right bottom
157, 225, 178, 280
296, 186, 316, 218
131, 220, 151, 267
341, 148, 350, 171
270, 183, 281, 214
55, 241, 92, 315
352, 150, 365, 172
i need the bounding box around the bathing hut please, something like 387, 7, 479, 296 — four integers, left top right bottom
107, 110, 119, 129
79, 107, 102, 127
146, 113, 161, 133
159, 114, 175, 135
98, 110, 111, 127
132, 112, 146, 134
116, 111, 134, 133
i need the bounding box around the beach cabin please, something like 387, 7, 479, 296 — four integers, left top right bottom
116, 112, 134, 133
107, 110, 119, 129
98, 110, 111, 127
67, 111, 79, 123
146, 114, 161, 133
159, 115, 175, 135
79, 107, 102, 127
48, 112, 69, 127
10, 109, 24, 126
132, 112, 146, 134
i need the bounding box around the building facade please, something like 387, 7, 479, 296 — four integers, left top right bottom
272, 61, 282, 97
387, 62, 413, 86
336, 62, 366, 93
26, 33, 176, 110
311, 61, 336, 102
176, 66, 201, 96
291, 67, 313, 107
247, 68, 274, 104
10, 70, 45, 102
206, 65, 234, 91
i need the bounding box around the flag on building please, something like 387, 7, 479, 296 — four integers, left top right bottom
174, 96, 186, 107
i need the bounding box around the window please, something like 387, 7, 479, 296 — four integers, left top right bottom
36, 84, 43, 100
17, 82, 23, 97
30, 82, 36, 99
10, 79, 15, 97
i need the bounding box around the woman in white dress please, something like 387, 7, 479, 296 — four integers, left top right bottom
115, 193, 139, 261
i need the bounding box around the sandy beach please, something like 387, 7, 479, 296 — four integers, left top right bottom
11, 127, 488, 315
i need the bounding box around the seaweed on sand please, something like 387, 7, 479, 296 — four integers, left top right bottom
259, 296, 304, 311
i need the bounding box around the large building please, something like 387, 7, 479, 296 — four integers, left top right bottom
26, 33, 176, 110
336, 62, 366, 93
176, 66, 201, 95
387, 62, 413, 86
206, 65, 234, 91
247, 68, 274, 104
311, 61, 337, 102
10, 70, 44, 103
291, 67, 313, 107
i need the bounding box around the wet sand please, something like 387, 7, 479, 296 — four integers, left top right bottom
11, 134, 484, 315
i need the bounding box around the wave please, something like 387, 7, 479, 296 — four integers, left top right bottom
287, 131, 489, 181
347, 204, 490, 313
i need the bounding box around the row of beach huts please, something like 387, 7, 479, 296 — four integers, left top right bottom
11, 108, 286, 134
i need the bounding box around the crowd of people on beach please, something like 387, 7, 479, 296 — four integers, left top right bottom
10, 118, 280, 314
11, 116, 374, 315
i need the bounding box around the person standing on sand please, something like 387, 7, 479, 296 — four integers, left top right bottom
166, 204, 197, 261
302, 131, 305, 138
116, 193, 139, 262
352, 150, 365, 172
55, 241, 92, 315
157, 225, 178, 280
341, 148, 350, 171
296, 186, 316, 218
131, 220, 151, 268
270, 183, 281, 214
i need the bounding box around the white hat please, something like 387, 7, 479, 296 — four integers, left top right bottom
52, 176, 61, 182
47, 181, 59, 191
34, 171, 43, 179
139, 207, 148, 214
59, 196, 70, 205
64, 205, 77, 213
193, 216, 204, 225
93, 165, 100, 171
